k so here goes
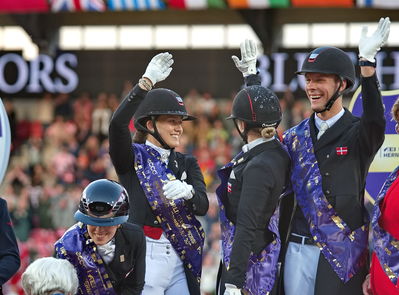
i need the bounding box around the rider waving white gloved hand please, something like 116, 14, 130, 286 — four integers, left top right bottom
142, 52, 174, 88
359, 17, 390, 63
231, 39, 258, 77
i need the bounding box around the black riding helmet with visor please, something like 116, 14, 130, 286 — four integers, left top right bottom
297, 46, 356, 113
74, 179, 129, 227
134, 88, 196, 149
227, 85, 282, 143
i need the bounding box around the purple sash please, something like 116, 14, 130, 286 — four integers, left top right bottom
283, 119, 368, 283
133, 143, 204, 282
372, 166, 399, 286
216, 154, 281, 294
55, 223, 116, 295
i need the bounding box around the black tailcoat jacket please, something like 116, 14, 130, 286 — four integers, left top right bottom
281, 74, 386, 295
56, 222, 145, 295
109, 84, 209, 295
218, 139, 290, 293
106, 223, 146, 295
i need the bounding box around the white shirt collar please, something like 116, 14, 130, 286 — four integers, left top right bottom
146, 140, 171, 164
242, 137, 274, 153
314, 108, 345, 131
97, 238, 115, 264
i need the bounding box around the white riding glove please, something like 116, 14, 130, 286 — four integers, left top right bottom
142, 52, 174, 86
163, 180, 194, 200
231, 39, 257, 77
358, 17, 390, 63
224, 284, 241, 295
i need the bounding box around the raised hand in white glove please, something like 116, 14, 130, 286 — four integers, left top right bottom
359, 17, 390, 63
143, 52, 174, 86
231, 39, 257, 77
224, 283, 241, 295
163, 180, 194, 200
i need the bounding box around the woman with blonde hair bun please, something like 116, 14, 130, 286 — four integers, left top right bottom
216, 39, 290, 295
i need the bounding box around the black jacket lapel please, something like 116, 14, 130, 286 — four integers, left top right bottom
312, 109, 354, 152
167, 150, 182, 177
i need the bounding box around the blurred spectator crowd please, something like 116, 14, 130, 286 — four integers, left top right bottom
0, 83, 311, 295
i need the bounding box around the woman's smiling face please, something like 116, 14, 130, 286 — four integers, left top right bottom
87, 224, 118, 246
147, 115, 184, 148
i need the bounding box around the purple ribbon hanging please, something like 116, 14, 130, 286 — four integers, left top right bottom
372, 166, 399, 287
216, 154, 281, 294
283, 119, 368, 283
133, 143, 204, 282
55, 223, 117, 295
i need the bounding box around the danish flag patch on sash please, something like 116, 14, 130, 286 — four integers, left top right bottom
336, 146, 348, 156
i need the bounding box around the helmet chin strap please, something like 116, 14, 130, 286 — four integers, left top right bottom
233, 119, 248, 144
316, 79, 343, 114
316, 78, 351, 114
150, 116, 172, 150
138, 116, 172, 149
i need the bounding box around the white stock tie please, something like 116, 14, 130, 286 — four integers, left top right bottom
317, 121, 329, 140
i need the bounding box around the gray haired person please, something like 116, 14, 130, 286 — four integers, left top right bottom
21, 257, 79, 295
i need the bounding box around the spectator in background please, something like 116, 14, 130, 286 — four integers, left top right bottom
54, 93, 73, 120
72, 92, 93, 146
195, 139, 216, 188
108, 93, 121, 113
92, 92, 112, 142
21, 257, 78, 295
0, 197, 20, 294
4, 184, 31, 242
207, 119, 229, 149
82, 134, 101, 163
194, 114, 211, 146
45, 115, 77, 147
2, 163, 32, 241
36, 93, 55, 129
20, 137, 44, 168
50, 143, 76, 185
55, 179, 146, 295
73, 92, 93, 130
197, 92, 217, 118
50, 184, 80, 229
